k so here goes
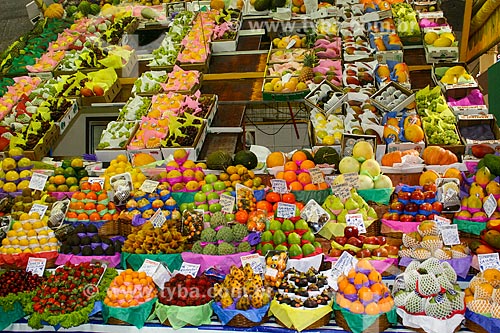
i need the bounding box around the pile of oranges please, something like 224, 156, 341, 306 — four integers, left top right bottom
66, 182, 118, 222
273, 151, 330, 191
104, 269, 157, 308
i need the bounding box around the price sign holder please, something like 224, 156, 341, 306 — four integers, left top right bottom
271, 179, 288, 194
346, 213, 366, 234
276, 202, 296, 218
26, 257, 47, 277
325, 175, 337, 187
29, 172, 48, 191
140, 180, 160, 193
484, 194, 498, 217
88, 177, 105, 187
153, 263, 173, 289
434, 215, 451, 227
240, 253, 264, 274
151, 208, 166, 228
139, 259, 161, 277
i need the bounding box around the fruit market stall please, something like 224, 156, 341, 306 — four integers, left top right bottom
0, 0, 499, 332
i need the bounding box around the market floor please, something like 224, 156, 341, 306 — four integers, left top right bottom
0, 0, 34, 53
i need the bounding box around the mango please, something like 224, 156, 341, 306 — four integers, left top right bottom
486, 219, 500, 232
486, 180, 500, 195
481, 229, 500, 249
476, 167, 494, 187
469, 240, 495, 254
469, 183, 486, 199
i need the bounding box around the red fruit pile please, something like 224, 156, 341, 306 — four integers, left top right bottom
0, 271, 44, 297
159, 274, 214, 307
32, 262, 104, 314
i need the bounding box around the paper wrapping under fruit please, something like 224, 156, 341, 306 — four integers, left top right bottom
381, 219, 420, 234
270, 299, 332, 332
326, 256, 398, 274
466, 308, 500, 332
290, 188, 332, 206
397, 308, 464, 333
357, 188, 394, 205
120, 253, 183, 272
333, 300, 397, 333
102, 297, 156, 329
55, 253, 121, 268
181, 251, 253, 275
453, 218, 487, 236
212, 301, 269, 326
0, 301, 24, 331
447, 89, 485, 106
0, 251, 58, 268
318, 219, 376, 239
398, 256, 472, 278
152, 300, 213, 329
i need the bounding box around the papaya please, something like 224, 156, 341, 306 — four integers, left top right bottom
483, 154, 500, 176
471, 144, 495, 158
476, 166, 494, 187
486, 219, 500, 232
469, 240, 495, 254
481, 229, 500, 249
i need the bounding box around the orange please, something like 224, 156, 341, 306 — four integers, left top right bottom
338, 276, 349, 293
74, 202, 85, 210
317, 182, 329, 190
297, 172, 311, 185
284, 161, 298, 172
275, 171, 285, 179
344, 283, 357, 296
266, 152, 286, 168
283, 170, 297, 184
256, 200, 273, 212
358, 286, 373, 302
265, 192, 280, 203
113, 213, 119, 220
304, 183, 318, 191
80, 182, 91, 191
89, 212, 101, 221
54, 175, 66, 185
102, 213, 113, 221
86, 192, 97, 201
291, 151, 307, 163
370, 282, 384, 295
96, 204, 107, 212
108, 202, 116, 210
77, 213, 89, 220
443, 167, 463, 182
97, 193, 108, 201
354, 273, 369, 286
67, 211, 78, 219
378, 297, 394, 313
115, 275, 124, 285
289, 181, 303, 191
91, 183, 102, 192
84, 202, 96, 210
349, 300, 365, 314
368, 270, 382, 284
365, 302, 381, 315
235, 210, 249, 223
300, 160, 315, 170
336, 293, 352, 309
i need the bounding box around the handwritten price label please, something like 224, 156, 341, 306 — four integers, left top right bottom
271, 179, 288, 194
179, 262, 200, 277
139, 259, 160, 277
331, 183, 350, 202
29, 173, 48, 191
309, 168, 325, 184
434, 215, 451, 227
29, 204, 48, 217
346, 213, 366, 234
151, 208, 166, 228
325, 175, 337, 187
220, 194, 235, 214
241, 253, 264, 274
440, 224, 460, 246
140, 180, 159, 193
332, 251, 357, 276
484, 194, 498, 218
88, 177, 105, 187
26, 257, 47, 277
153, 264, 173, 289
478, 253, 500, 272
276, 202, 296, 218
344, 173, 359, 189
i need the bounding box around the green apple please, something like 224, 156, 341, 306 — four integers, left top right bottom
205, 174, 218, 184
288, 232, 301, 245
194, 191, 207, 203
201, 184, 214, 193
213, 181, 226, 191
209, 203, 222, 213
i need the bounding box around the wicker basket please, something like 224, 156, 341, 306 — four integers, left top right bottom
334, 309, 392, 333
275, 311, 331, 330
464, 319, 489, 333
225, 314, 269, 327
365, 219, 381, 237
98, 220, 120, 238
386, 173, 421, 186
396, 315, 462, 333
107, 317, 131, 325
368, 202, 389, 220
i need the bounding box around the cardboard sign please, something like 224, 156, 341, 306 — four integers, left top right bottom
153, 264, 173, 289
332, 251, 357, 276
309, 167, 325, 184
346, 213, 366, 234
331, 183, 350, 201
220, 194, 235, 214
434, 215, 451, 227
240, 253, 264, 274
478, 253, 500, 272
344, 173, 359, 189
325, 175, 337, 187
271, 179, 288, 194
484, 194, 498, 218
140, 180, 159, 193
26, 257, 47, 277
29, 204, 48, 217
276, 202, 296, 219
440, 224, 460, 245
29, 172, 48, 191
151, 208, 166, 228
179, 262, 200, 277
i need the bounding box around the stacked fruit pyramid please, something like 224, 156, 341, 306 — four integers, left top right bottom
66, 182, 117, 223
190, 222, 252, 255
0, 149, 34, 193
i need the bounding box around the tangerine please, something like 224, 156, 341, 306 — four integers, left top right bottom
283, 171, 297, 184
368, 270, 382, 284
97, 193, 108, 201
67, 212, 78, 219
77, 213, 89, 220
80, 182, 91, 191
365, 302, 381, 315
284, 161, 298, 172
235, 210, 249, 223
74, 202, 85, 210
96, 204, 107, 212
358, 286, 374, 302
86, 192, 97, 201
349, 300, 365, 314
336, 293, 352, 309
102, 213, 113, 221
300, 160, 315, 170
89, 212, 101, 221
291, 151, 307, 163
338, 276, 349, 292
297, 172, 311, 185
90, 182, 102, 192
282, 193, 295, 204
304, 183, 318, 191
317, 182, 329, 190
84, 202, 96, 210
275, 171, 285, 179
256, 200, 273, 212
343, 283, 357, 296
289, 181, 303, 191
378, 297, 394, 313
266, 192, 280, 203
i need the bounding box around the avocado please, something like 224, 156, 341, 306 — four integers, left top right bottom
68, 235, 80, 246
105, 246, 115, 256
91, 235, 101, 243
114, 240, 122, 253
81, 246, 92, 256
81, 237, 91, 246
75, 224, 86, 234
253, 0, 270, 10
102, 238, 112, 246
61, 244, 71, 254
71, 246, 81, 255
93, 246, 104, 256
87, 224, 98, 233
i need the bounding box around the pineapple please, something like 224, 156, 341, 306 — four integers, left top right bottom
299, 51, 317, 83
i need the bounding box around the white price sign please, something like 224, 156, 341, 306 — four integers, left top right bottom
26, 257, 47, 277
346, 213, 366, 234
29, 204, 48, 217
325, 175, 337, 187
140, 180, 159, 193
271, 179, 288, 194
332, 251, 357, 276
276, 202, 296, 219
478, 253, 500, 272
440, 224, 460, 246
179, 262, 200, 277
344, 173, 359, 189
29, 172, 48, 191
484, 194, 498, 218
153, 264, 173, 289
151, 208, 166, 228
220, 194, 235, 214
139, 259, 161, 277
88, 177, 105, 187
434, 215, 451, 227
240, 253, 264, 274
309, 168, 324, 184
332, 183, 350, 202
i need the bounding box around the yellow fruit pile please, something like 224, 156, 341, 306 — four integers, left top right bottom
263, 77, 308, 93
424, 31, 456, 47
0, 155, 34, 193
465, 268, 500, 318
104, 154, 147, 191
0, 213, 58, 254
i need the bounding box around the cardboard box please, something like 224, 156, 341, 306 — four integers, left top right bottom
451, 105, 488, 117
211, 17, 242, 54
203, 94, 218, 128
374, 50, 404, 64
95, 123, 139, 162
341, 133, 378, 157
432, 62, 478, 91
424, 124, 465, 157
80, 79, 121, 107
23, 124, 59, 161
420, 17, 449, 33
161, 122, 207, 161
116, 50, 138, 78
387, 142, 425, 155
425, 44, 459, 64
127, 148, 164, 163
370, 81, 415, 112
55, 101, 78, 135
177, 48, 211, 74
304, 80, 346, 114
458, 114, 500, 155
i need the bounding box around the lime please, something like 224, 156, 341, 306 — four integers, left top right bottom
54, 167, 65, 176
64, 167, 76, 178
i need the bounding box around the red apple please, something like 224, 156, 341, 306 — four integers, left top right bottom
432, 202, 443, 213
400, 214, 415, 222
390, 201, 404, 212
346, 237, 363, 248
423, 183, 437, 192
415, 214, 427, 222
390, 213, 400, 221
405, 203, 418, 213
345, 249, 357, 256
93, 85, 104, 96
358, 235, 366, 242
411, 190, 425, 201
424, 191, 436, 200
356, 249, 372, 258
377, 236, 387, 246
344, 226, 359, 238
419, 202, 433, 212
428, 213, 437, 220
371, 247, 389, 258
363, 236, 380, 245
398, 191, 411, 200
81, 87, 94, 97
385, 245, 399, 257
329, 248, 343, 257
334, 236, 347, 246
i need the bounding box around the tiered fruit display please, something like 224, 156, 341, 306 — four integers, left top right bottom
276, 267, 333, 308
104, 269, 157, 308
159, 274, 214, 307
122, 219, 187, 254
336, 259, 394, 315
257, 217, 322, 258
1, 213, 58, 254
383, 184, 442, 222
0, 149, 34, 193
158, 149, 206, 192
213, 264, 270, 310
59, 224, 123, 256
125, 187, 177, 220
10, 189, 57, 221
464, 268, 500, 317
329, 226, 399, 259
28, 262, 115, 329
322, 190, 378, 223
400, 220, 470, 260
337, 156, 393, 191
393, 258, 465, 319
45, 158, 88, 192
190, 223, 251, 255
66, 182, 117, 222
102, 154, 147, 191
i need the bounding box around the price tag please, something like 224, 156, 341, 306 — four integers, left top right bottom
140, 180, 160, 193
484, 194, 498, 218
286, 39, 296, 49
139, 259, 161, 277
265, 267, 278, 278
240, 253, 264, 274
281, 73, 292, 84
309, 168, 325, 184
271, 179, 288, 194
346, 213, 366, 234
440, 224, 460, 245
276, 202, 296, 219
344, 173, 359, 189
153, 263, 173, 289
332, 251, 357, 276
325, 175, 337, 187
332, 183, 350, 202
151, 208, 166, 228
179, 262, 200, 277
26, 257, 47, 277
29, 172, 48, 191
29, 204, 48, 217
220, 194, 235, 214
478, 253, 500, 272
88, 177, 105, 187
434, 215, 451, 227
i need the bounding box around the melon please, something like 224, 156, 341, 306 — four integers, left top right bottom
206, 150, 233, 170
314, 147, 340, 166
352, 141, 374, 162
233, 150, 258, 169
132, 153, 156, 167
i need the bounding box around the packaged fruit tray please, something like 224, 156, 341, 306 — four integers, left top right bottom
304, 79, 346, 114
370, 81, 415, 113
267, 47, 308, 64
262, 77, 310, 102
